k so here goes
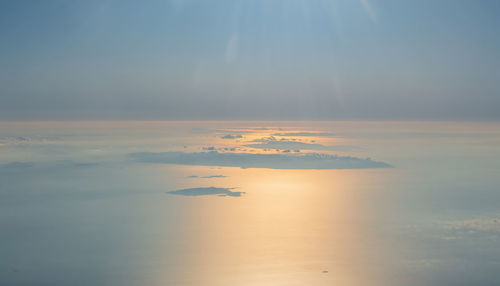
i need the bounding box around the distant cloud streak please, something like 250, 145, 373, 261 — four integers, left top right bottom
167, 187, 244, 197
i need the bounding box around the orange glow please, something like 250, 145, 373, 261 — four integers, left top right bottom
155, 166, 394, 285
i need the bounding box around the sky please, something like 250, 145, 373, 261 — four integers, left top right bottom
1, 0, 499, 120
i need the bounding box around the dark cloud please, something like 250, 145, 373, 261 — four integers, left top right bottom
201, 175, 227, 178
220, 134, 243, 139
129, 151, 391, 169
167, 187, 244, 197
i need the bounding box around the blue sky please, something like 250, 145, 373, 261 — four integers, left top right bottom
1, 0, 499, 120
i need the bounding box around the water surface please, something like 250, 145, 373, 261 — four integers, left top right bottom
1, 121, 499, 285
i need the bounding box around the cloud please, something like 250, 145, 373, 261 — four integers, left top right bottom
220, 134, 243, 139
245, 136, 358, 151
0, 136, 63, 147
129, 151, 391, 169
187, 174, 227, 178
0, 137, 31, 147
167, 187, 244, 197
272, 132, 335, 137
201, 175, 227, 178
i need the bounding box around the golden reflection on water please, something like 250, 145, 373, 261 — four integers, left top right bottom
158, 166, 395, 286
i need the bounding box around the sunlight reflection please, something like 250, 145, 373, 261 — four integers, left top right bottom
157, 166, 395, 285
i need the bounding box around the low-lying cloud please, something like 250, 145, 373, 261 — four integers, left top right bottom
187, 175, 227, 178
245, 136, 357, 151
0, 136, 63, 147
130, 151, 391, 169
167, 187, 244, 197
220, 134, 243, 139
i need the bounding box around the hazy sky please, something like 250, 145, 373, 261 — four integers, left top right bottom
1, 0, 499, 120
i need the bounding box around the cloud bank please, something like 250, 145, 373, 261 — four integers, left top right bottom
245, 136, 357, 151
220, 134, 243, 139
130, 151, 391, 169
167, 187, 244, 197
187, 175, 227, 178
